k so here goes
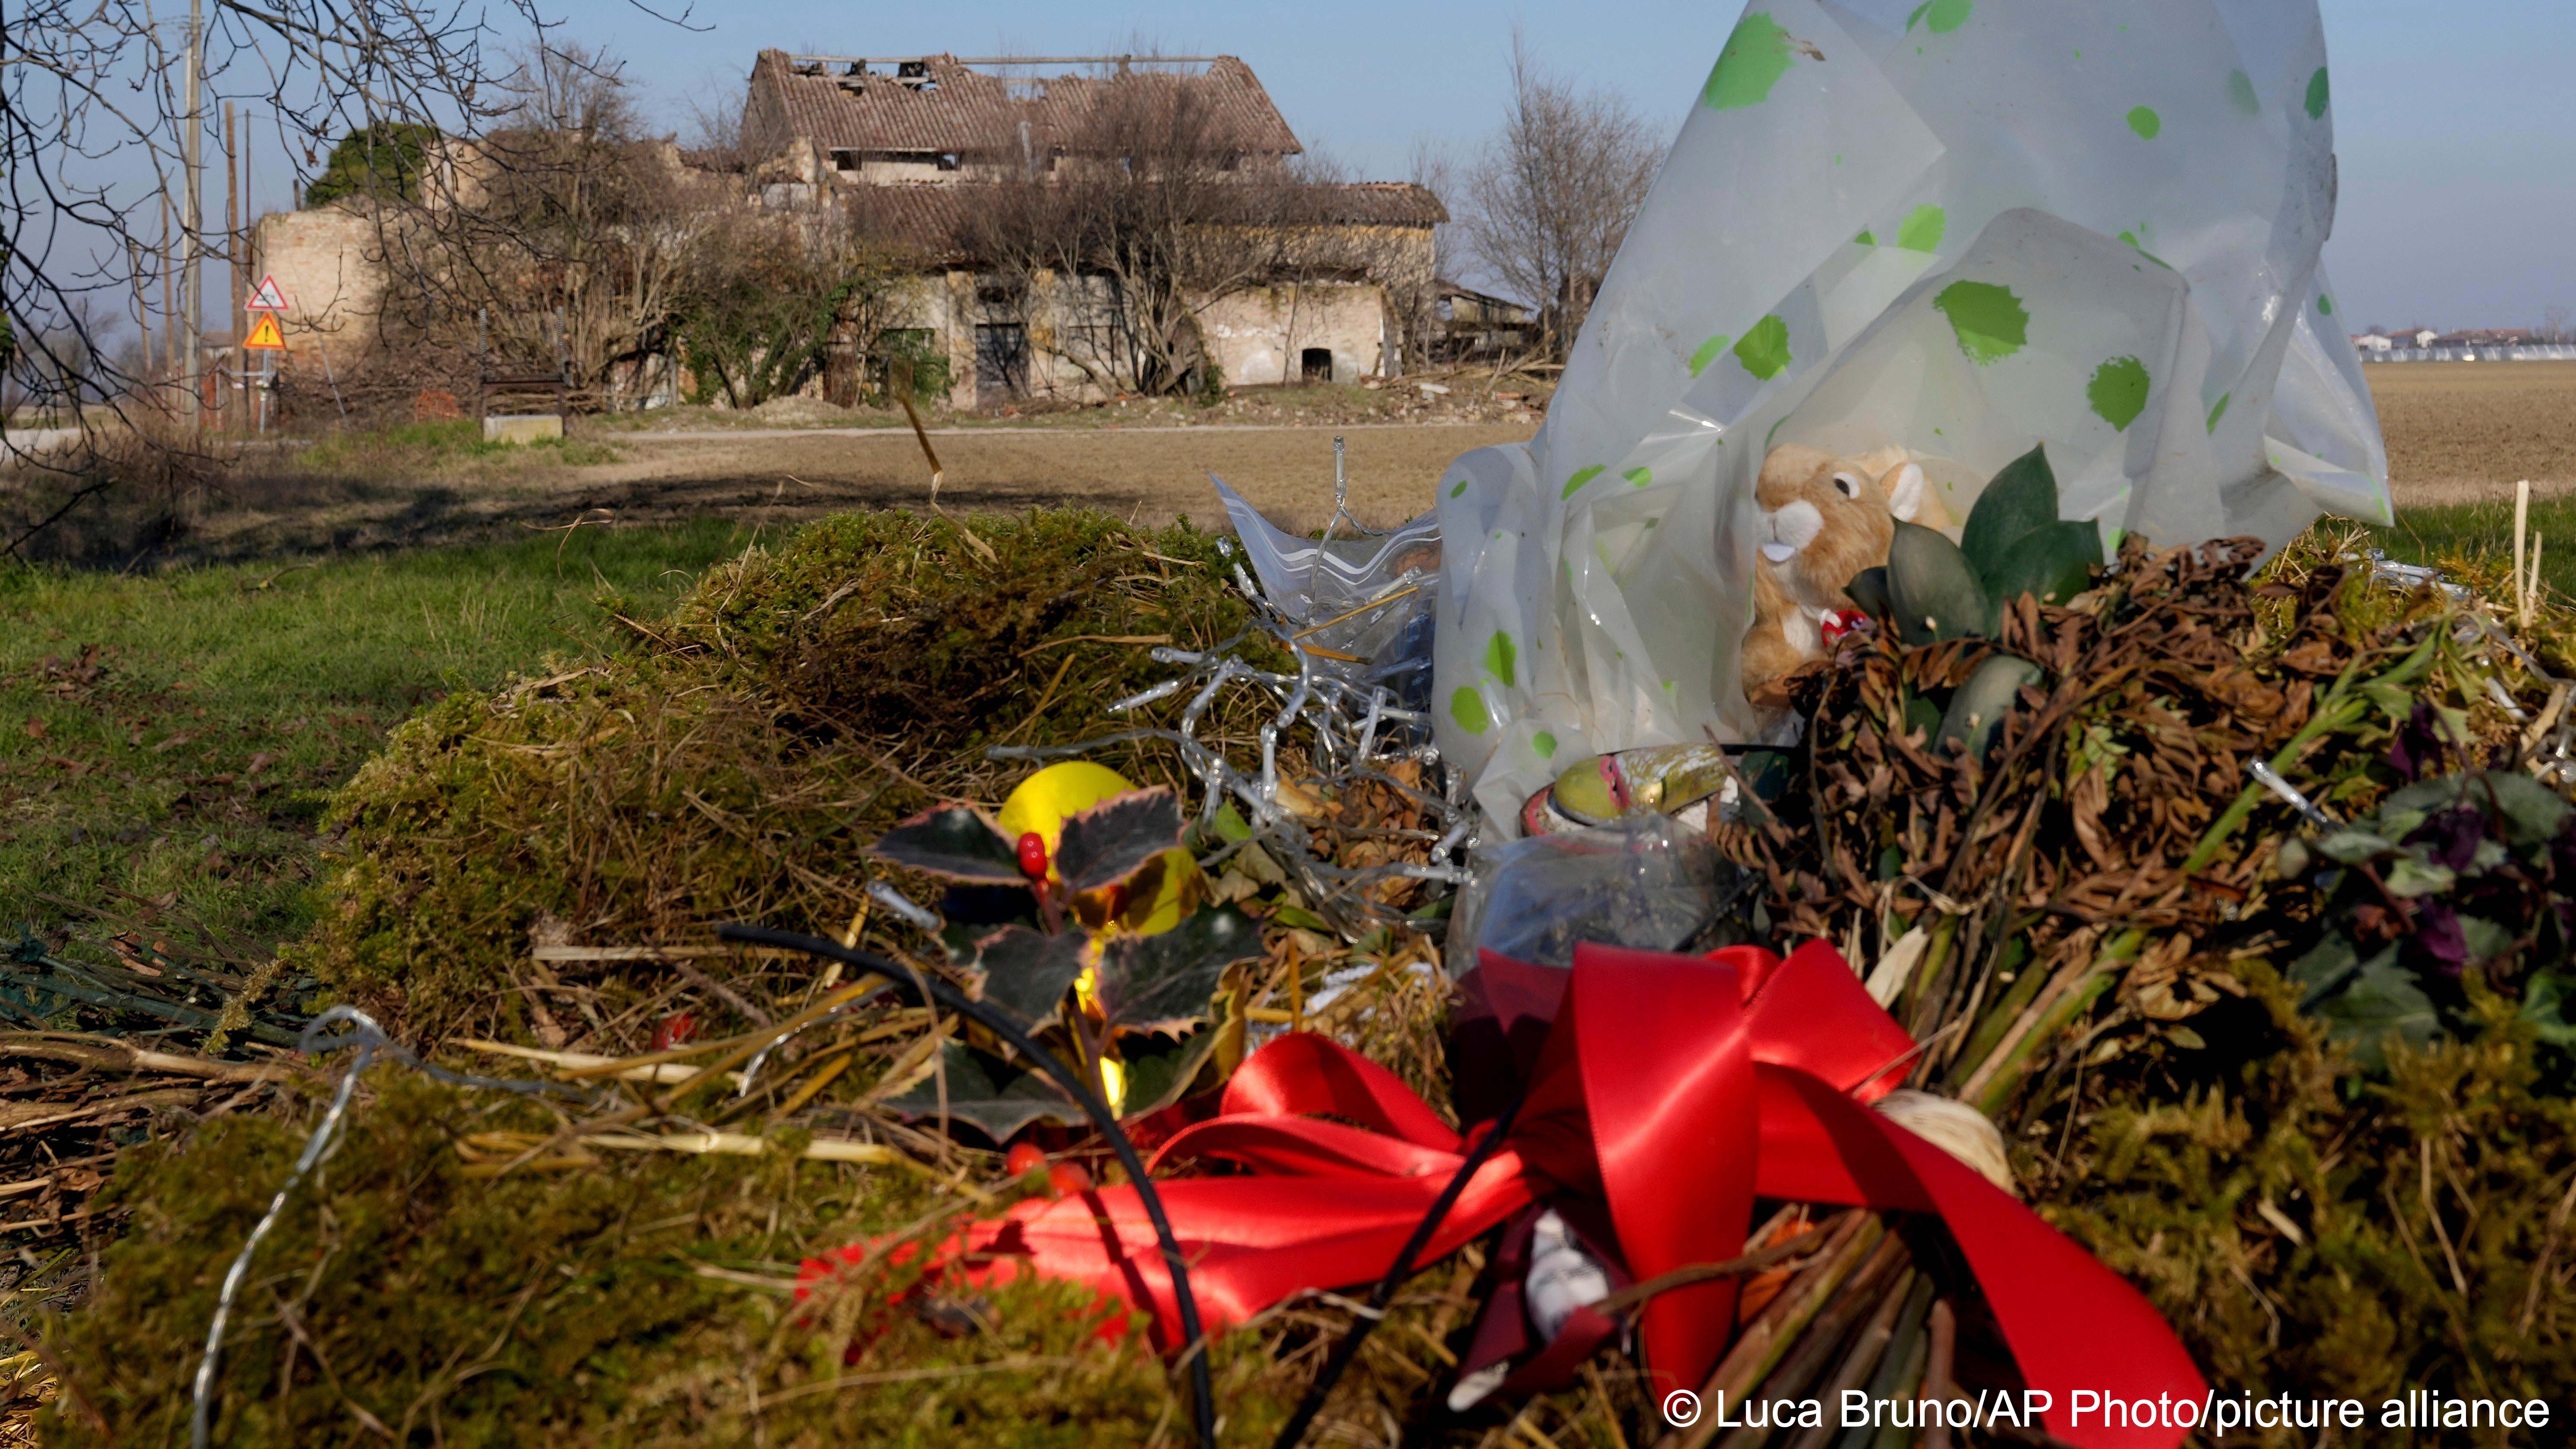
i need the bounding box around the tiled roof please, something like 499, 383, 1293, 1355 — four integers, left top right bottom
745, 51, 1304, 160
839, 182, 1445, 266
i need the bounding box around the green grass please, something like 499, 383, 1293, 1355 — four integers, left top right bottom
0, 521, 753, 983
2366, 496, 2576, 600
293, 416, 621, 470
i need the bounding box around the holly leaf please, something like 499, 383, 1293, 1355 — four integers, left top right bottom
1056, 789, 1185, 896
1094, 906, 1263, 1035
1115, 1028, 1228, 1121
962, 924, 1093, 1026
885, 1040, 1083, 1142
872, 805, 1024, 884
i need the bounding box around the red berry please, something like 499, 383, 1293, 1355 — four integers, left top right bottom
1047, 1161, 1094, 1195
1016, 831, 1049, 880
1005, 1141, 1047, 1178
650, 1011, 697, 1051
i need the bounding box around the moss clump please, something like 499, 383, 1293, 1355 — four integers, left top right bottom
37, 1072, 1323, 1444
2035, 962, 2576, 1425
308, 509, 1264, 1043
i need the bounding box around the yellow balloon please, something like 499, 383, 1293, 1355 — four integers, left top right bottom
998, 761, 1136, 877
998, 761, 1198, 937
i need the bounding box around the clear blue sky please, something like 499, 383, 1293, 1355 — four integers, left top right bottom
207, 0, 2571, 332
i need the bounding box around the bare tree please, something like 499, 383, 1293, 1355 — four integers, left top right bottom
669, 206, 905, 409
2, 0, 608, 437
1454, 31, 1662, 358
953, 74, 1321, 398
353, 44, 719, 411
2543, 305, 2574, 346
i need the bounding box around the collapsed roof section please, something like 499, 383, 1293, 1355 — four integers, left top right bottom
743, 51, 1304, 163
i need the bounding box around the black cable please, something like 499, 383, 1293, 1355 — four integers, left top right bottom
715, 923, 1217, 1447
1270, 1092, 1527, 1449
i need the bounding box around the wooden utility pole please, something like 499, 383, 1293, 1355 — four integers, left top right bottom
128, 238, 151, 387
226, 101, 241, 431
159, 193, 175, 384
179, 0, 204, 427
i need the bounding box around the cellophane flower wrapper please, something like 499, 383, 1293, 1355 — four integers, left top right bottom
1430, 0, 2392, 827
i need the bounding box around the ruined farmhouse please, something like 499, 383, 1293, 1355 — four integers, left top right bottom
251, 51, 1446, 412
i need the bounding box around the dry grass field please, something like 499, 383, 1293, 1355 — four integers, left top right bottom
33, 364, 2573, 566
2368, 359, 2576, 503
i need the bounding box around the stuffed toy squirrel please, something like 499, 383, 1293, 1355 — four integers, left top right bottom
1740, 443, 1948, 703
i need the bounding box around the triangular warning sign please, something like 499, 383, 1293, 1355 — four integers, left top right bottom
243, 312, 287, 351
247, 274, 288, 311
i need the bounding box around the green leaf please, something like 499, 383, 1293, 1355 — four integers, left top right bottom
2380, 855, 2457, 898
2387, 770, 2572, 846
2522, 970, 2576, 1048
1094, 906, 1264, 1035
1886, 520, 1995, 644
2310, 947, 2439, 1070
1935, 653, 2044, 759
1960, 445, 2058, 579
1978, 519, 2102, 607
1055, 789, 1184, 896
1844, 566, 1893, 622
2315, 830, 2402, 864
1115, 1029, 1228, 1121
871, 805, 1025, 884
2287, 936, 2362, 1002
1209, 803, 1253, 845
1955, 445, 2100, 606
2459, 914, 2515, 963
964, 925, 1091, 1026
885, 1041, 1083, 1142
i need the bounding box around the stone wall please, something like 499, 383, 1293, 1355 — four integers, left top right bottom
248, 206, 388, 367
1200, 282, 1391, 389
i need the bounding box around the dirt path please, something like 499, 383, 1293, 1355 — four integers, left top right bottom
540, 421, 1533, 533
166, 364, 2576, 563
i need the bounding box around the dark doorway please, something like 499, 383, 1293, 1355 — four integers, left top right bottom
975, 323, 1029, 400
1300, 347, 1333, 384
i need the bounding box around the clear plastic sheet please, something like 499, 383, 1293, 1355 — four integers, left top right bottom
1427, 0, 2390, 825
1444, 813, 1725, 977
1209, 474, 1443, 713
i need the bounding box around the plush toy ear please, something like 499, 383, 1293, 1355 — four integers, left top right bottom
1886, 462, 1929, 522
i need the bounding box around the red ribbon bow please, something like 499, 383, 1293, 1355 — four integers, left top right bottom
807, 942, 2204, 1448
